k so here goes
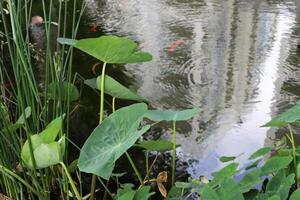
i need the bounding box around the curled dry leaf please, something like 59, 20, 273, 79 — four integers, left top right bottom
157, 171, 168, 198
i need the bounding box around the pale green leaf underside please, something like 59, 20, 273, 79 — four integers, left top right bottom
84, 75, 146, 102
78, 103, 150, 179
145, 107, 202, 122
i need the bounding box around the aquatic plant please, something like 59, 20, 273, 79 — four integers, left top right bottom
171, 104, 300, 200
58, 35, 201, 199
0, 0, 85, 199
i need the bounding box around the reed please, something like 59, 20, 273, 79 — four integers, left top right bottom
0, 0, 85, 199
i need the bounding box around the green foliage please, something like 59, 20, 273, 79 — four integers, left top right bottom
248, 147, 272, 160
45, 81, 80, 101
220, 156, 236, 163
57, 36, 152, 64
78, 103, 150, 179
263, 104, 300, 127
261, 156, 292, 176
145, 107, 202, 122
20, 115, 65, 169
290, 189, 300, 200
117, 185, 154, 200
135, 140, 176, 152
84, 75, 146, 101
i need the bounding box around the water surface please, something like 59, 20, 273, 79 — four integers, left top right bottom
81, 0, 300, 177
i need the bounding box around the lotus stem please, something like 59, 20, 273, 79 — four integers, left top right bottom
90, 62, 107, 200
172, 120, 176, 185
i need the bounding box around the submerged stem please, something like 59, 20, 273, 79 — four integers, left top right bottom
172, 120, 176, 185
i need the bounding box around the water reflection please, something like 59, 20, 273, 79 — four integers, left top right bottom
84, 0, 299, 177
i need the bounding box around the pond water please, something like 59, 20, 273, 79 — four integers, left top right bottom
76, 0, 300, 178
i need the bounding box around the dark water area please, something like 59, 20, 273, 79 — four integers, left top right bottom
73, 0, 300, 179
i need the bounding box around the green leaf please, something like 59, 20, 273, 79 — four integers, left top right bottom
57, 36, 152, 64
57, 38, 77, 46
134, 186, 154, 200
117, 190, 136, 200
15, 107, 31, 124
261, 156, 293, 176
277, 174, 295, 200
238, 169, 262, 193
266, 169, 285, 194
267, 195, 280, 200
209, 163, 239, 187
39, 115, 64, 143
166, 186, 182, 200
218, 178, 244, 200
68, 159, 78, 173
135, 140, 176, 152
33, 142, 62, 168
78, 103, 150, 179
21, 134, 45, 168
200, 185, 219, 200
46, 81, 79, 102
266, 173, 294, 200
245, 159, 261, 170
248, 147, 272, 160
84, 75, 146, 101
20, 115, 65, 169
262, 104, 300, 127
145, 107, 202, 122
220, 156, 236, 163
290, 188, 300, 200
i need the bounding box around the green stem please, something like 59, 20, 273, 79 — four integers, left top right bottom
172, 120, 176, 185
288, 125, 297, 183
125, 151, 143, 185
99, 62, 107, 123
146, 150, 149, 174
60, 162, 82, 200
112, 97, 116, 113
0, 164, 39, 197
90, 62, 107, 200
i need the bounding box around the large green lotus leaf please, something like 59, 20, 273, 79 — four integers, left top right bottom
145, 107, 202, 122
262, 104, 300, 127
57, 36, 152, 64
46, 81, 79, 102
78, 103, 150, 179
31, 142, 62, 168
84, 75, 146, 102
